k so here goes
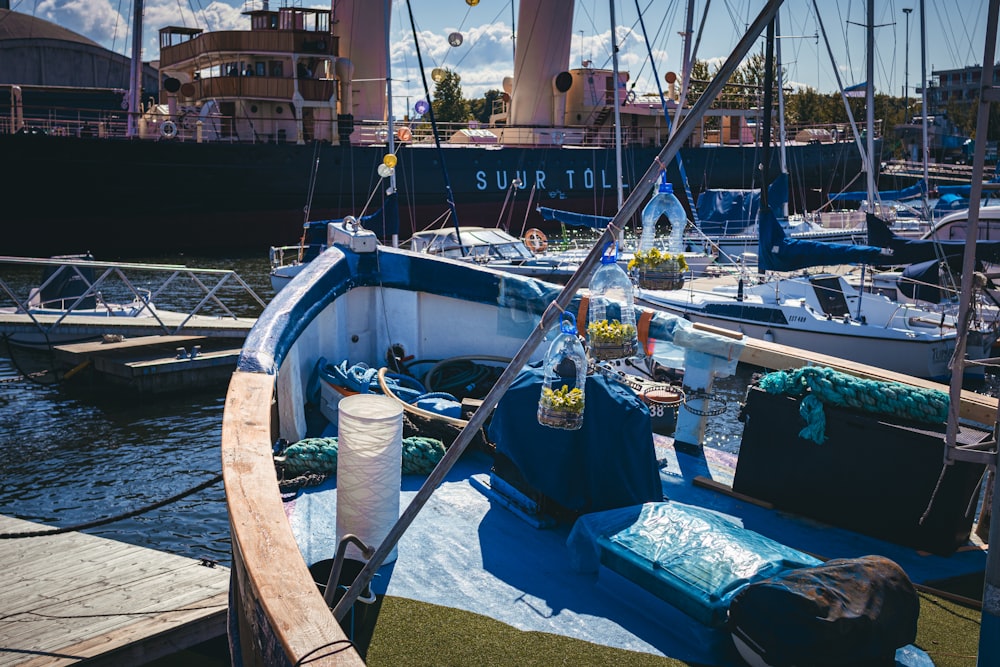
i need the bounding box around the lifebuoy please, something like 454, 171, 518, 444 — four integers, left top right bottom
396, 126, 412, 142
523, 228, 548, 254
160, 121, 177, 139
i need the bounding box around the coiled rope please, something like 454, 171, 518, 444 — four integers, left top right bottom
757, 367, 949, 444
276, 435, 446, 478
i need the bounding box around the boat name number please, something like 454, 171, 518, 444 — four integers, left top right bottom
787, 315, 807, 323
474, 169, 622, 193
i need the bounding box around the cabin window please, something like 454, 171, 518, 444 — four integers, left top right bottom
269, 61, 283, 77
256, 62, 266, 76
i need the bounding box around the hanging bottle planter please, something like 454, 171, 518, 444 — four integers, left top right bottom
630, 248, 688, 291
630, 174, 689, 291
587, 242, 639, 361
538, 312, 587, 430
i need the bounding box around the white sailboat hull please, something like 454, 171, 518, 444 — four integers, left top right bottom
638, 274, 995, 381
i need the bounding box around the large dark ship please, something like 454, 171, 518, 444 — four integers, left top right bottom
0, 1, 878, 257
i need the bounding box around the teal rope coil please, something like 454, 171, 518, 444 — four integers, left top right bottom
757, 367, 950, 444
278, 435, 446, 476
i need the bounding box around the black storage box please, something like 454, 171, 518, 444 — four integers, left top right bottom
734, 386, 987, 555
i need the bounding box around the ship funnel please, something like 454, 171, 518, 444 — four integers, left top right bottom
508, 0, 575, 127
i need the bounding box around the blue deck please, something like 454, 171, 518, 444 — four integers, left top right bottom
284, 430, 983, 665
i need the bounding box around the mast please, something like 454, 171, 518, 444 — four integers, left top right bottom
936, 1, 1000, 662
865, 0, 876, 202
920, 0, 930, 219
126, 0, 143, 138
384, 0, 398, 248
775, 11, 788, 183
610, 0, 625, 211
672, 0, 697, 132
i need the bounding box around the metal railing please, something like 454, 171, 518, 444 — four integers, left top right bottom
0, 256, 268, 341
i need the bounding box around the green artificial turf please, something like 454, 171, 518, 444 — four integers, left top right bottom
365, 586, 983, 667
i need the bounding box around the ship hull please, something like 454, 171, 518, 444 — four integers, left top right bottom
2, 133, 876, 256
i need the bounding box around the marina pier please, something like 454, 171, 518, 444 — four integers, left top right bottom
0, 515, 230, 666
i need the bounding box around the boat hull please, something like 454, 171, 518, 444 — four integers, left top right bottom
638, 287, 991, 381
2, 133, 875, 256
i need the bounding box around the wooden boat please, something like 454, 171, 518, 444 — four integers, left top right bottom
224, 202, 997, 667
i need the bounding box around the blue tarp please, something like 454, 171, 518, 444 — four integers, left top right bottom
695, 174, 788, 236
758, 208, 890, 272
487, 364, 661, 514
829, 180, 927, 203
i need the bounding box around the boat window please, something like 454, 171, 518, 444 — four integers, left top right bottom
493, 243, 534, 260
810, 276, 850, 317
269, 61, 283, 77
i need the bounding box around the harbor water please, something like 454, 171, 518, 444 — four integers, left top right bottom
0, 253, 751, 570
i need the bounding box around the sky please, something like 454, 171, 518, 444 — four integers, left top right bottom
8, 0, 996, 107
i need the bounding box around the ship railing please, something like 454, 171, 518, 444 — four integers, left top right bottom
0, 256, 268, 341
1, 111, 131, 139
350, 116, 881, 150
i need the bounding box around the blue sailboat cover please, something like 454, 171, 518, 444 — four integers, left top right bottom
757, 208, 890, 272
829, 180, 926, 202
695, 173, 788, 235
865, 213, 1000, 265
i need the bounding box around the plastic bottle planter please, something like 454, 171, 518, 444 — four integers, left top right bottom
587, 242, 639, 361
587, 319, 638, 360
538, 384, 585, 430
629, 249, 688, 291
538, 311, 587, 431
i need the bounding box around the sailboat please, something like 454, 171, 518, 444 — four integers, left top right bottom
637, 206, 997, 380
637, 1, 997, 382
220, 3, 991, 665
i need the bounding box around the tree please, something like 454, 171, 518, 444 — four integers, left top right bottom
431, 68, 469, 122
469, 89, 503, 124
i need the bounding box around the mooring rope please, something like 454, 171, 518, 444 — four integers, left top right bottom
0, 473, 223, 539
757, 366, 949, 444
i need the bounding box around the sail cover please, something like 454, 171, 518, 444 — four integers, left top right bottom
829, 180, 926, 203
695, 173, 789, 235
865, 213, 1000, 265
758, 208, 890, 272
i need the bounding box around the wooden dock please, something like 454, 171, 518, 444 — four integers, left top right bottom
52, 335, 245, 394
0, 310, 256, 342
0, 515, 230, 666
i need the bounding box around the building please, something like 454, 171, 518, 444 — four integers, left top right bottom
925, 63, 1000, 114
0, 6, 159, 132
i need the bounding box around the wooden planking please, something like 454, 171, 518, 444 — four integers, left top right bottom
0, 515, 230, 666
